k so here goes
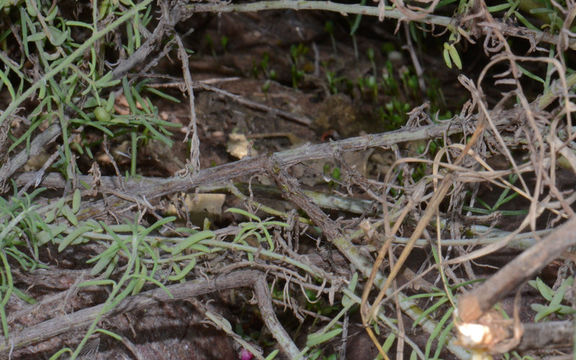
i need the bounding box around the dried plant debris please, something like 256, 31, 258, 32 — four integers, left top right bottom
1, 0, 575, 359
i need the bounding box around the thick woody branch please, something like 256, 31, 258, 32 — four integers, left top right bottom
457, 216, 576, 323
0, 270, 292, 357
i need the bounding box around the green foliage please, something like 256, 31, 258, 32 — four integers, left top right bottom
443, 41, 462, 70
463, 174, 528, 216
377, 100, 410, 130
324, 66, 346, 95
502, 352, 537, 360
301, 273, 359, 359
253, 52, 277, 93
324, 20, 337, 54
2, 0, 176, 179
0, 188, 51, 337
529, 277, 576, 321
290, 43, 310, 88
486, 0, 566, 33
203, 33, 230, 56
322, 163, 342, 189
227, 207, 290, 254
308, 349, 338, 360
405, 279, 482, 359
34, 202, 299, 357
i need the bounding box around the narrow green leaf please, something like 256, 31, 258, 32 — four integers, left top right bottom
65, 20, 94, 29
0, 69, 15, 100
131, 86, 151, 113
517, 64, 545, 84
13, 287, 36, 304
122, 76, 137, 113
226, 208, 262, 222
171, 231, 215, 254
442, 46, 452, 69
90, 250, 118, 276
168, 259, 197, 281
373, 322, 380, 335
60, 204, 78, 226
559, 305, 576, 315
25, 0, 37, 17
342, 272, 359, 307
260, 226, 274, 250
72, 189, 81, 214
95, 71, 121, 89
99, 261, 115, 279
306, 328, 342, 347
95, 328, 123, 341
189, 244, 212, 253
514, 11, 539, 31
535, 278, 554, 301
447, 43, 462, 70
425, 308, 453, 358
99, 0, 112, 19
19, 8, 30, 57
265, 350, 279, 360
433, 322, 455, 359
104, 224, 139, 233
549, 277, 572, 307
58, 225, 93, 251
48, 348, 73, 359
404, 291, 446, 300
487, 3, 511, 12
47, 26, 67, 46
37, 224, 67, 245
78, 279, 116, 287
139, 216, 176, 237
259, 221, 290, 228
27, 32, 46, 42
45, 5, 58, 22
533, 303, 561, 321
145, 87, 181, 103
44, 209, 56, 224
131, 263, 147, 295
382, 333, 396, 353
413, 297, 449, 327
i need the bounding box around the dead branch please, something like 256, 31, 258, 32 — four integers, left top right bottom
0, 123, 60, 189
254, 275, 301, 359
457, 215, 576, 323
184, 0, 576, 50
0, 270, 297, 358
517, 320, 573, 351
9, 117, 470, 200
102, 117, 472, 200
197, 83, 312, 126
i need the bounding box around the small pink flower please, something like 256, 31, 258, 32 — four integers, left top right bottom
240, 348, 254, 360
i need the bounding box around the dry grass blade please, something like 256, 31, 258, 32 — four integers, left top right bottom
361, 113, 487, 358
